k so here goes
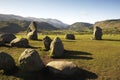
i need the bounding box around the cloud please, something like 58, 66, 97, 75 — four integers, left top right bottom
79, 11, 88, 16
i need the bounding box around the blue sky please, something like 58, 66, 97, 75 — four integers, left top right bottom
0, 0, 120, 24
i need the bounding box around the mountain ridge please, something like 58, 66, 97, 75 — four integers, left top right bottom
0, 14, 68, 28
0, 14, 120, 34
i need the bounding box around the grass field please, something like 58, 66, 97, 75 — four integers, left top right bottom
0, 34, 120, 80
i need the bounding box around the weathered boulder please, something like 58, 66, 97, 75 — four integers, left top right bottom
26, 21, 38, 40
46, 61, 78, 76
27, 31, 38, 40
43, 36, 52, 51
50, 37, 64, 57
10, 38, 29, 48
65, 34, 75, 40
18, 49, 45, 72
0, 52, 16, 73
93, 26, 102, 40
0, 33, 16, 43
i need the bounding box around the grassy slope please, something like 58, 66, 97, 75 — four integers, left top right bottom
0, 34, 120, 80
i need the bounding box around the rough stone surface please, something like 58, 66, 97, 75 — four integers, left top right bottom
65, 34, 75, 40
0, 52, 16, 72
46, 61, 78, 76
0, 33, 16, 43
26, 21, 38, 40
43, 36, 52, 51
18, 49, 45, 72
93, 26, 102, 40
50, 37, 64, 57
10, 38, 29, 48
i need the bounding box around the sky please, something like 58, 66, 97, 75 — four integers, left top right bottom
0, 0, 120, 24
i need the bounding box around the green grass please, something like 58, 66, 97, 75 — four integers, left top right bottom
0, 34, 120, 80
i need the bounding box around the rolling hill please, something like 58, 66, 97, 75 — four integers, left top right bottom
69, 22, 93, 32
94, 19, 120, 33
94, 19, 120, 29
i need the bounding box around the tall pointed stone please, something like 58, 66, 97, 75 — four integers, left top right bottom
26, 21, 38, 40
50, 37, 64, 57
93, 26, 102, 40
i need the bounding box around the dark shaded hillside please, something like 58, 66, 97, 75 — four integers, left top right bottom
0, 20, 58, 33
94, 19, 120, 33
69, 22, 93, 32
0, 20, 29, 33
36, 22, 58, 30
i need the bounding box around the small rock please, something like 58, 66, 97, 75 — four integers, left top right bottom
65, 34, 75, 40
43, 36, 52, 51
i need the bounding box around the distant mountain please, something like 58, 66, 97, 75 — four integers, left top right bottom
69, 22, 93, 32
0, 14, 27, 21
0, 19, 57, 33
27, 17, 68, 29
0, 14, 68, 29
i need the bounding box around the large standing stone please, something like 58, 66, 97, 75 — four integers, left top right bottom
0, 33, 16, 43
26, 21, 38, 40
46, 61, 78, 76
0, 52, 16, 73
43, 36, 52, 51
50, 37, 64, 57
93, 26, 102, 40
10, 38, 29, 48
65, 34, 75, 40
18, 49, 45, 72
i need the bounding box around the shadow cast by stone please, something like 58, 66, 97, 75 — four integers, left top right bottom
102, 39, 120, 42
44, 67, 98, 80
63, 40, 76, 42
65, 50, 92, 55
32, 39, 42, 41
28, 45, 42, 49
52, 50, 93, 60
13, 68, 48, 80
5, 67, 98, 80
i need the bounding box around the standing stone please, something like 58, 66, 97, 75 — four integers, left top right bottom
46, 61, 78, 76
65, 34, 75, 40
43, 36, 52, 51
18, 49, 45, 72
50, 37, 64, 57
10, 38, 29, 48
0, 52, 16, 74
93, 26, 102, 40
26, 21, 38, 40
0, 33, 16, 43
